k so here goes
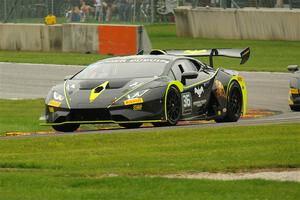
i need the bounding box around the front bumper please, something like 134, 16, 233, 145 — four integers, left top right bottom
41, 99, 165, 125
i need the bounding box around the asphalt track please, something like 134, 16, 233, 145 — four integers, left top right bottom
1, 62, 300, 136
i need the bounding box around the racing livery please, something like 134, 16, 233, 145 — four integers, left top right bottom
41, 48, 250, 132
288, 65, 300, 111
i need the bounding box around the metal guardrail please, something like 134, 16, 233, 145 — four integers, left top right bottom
0, 0, 299, 23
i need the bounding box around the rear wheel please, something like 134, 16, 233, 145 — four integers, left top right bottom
215, 82, 242, 123
52, 123, 80, 132
153, 86, 181, 127
119, 123, 142, 129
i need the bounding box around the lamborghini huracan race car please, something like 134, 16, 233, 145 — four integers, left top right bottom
41, 48, 250, 132
288, 64, 300, 111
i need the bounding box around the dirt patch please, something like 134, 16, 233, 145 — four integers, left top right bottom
160, 169, 300, 182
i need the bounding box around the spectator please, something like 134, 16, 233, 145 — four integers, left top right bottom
104, 0, 113, 22
80, 0, 91, 21
94, 0, 103, 21
70, 6, 81, 22
117, 0, 130, 21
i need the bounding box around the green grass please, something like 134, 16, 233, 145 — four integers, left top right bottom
1, 123, 300, 174
1, 99, 300, 174
0, 51, 107, 65
0, 122, 300, 199
0, 99, 51, 134
1, 98, 300, 199
0, 173, 299, 200
1, 24, 299, 71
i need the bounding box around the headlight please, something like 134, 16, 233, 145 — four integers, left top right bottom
53, 91, 64, 101
127, 89, 149, 99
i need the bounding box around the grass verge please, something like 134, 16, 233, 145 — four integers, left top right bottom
0, 122, 300, 199
0, 99, 51, 134
1, 99, 300, 199
0, 173, 299, 200
0, 123, 299, 174
1, 24, 299, 72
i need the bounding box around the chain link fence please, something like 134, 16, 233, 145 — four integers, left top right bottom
1, 0, 299, 23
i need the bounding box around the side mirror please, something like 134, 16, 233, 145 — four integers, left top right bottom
64, 75, 73, 81
287, 65, 298, 72
182, 71, 198, 80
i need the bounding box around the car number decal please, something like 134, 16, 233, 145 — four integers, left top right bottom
182, 92, 192, 115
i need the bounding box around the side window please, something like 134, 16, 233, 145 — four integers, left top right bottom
182, 60, 197, 72
186, 60, 202, 71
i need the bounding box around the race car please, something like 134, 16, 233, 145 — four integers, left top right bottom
288, 65, 300, 111
41, 48, 250, 132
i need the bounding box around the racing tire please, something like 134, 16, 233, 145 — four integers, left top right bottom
52, 123, 80, 132
119, 123, 142, 129
290, 105, 300, 111
153, 86, 181, 127
215, 82, 242, 123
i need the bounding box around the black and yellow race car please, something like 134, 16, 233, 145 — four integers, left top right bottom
41, 48, 250, 132
288, 65, 300, 111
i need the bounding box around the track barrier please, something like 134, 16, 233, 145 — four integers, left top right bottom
0, 23, 152, 55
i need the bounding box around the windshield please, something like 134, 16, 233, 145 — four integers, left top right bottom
73, 58, 170, 80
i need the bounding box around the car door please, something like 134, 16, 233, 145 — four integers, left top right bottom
170, 59, 216, 117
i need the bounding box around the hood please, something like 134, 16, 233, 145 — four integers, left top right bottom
62, 77, 169, 109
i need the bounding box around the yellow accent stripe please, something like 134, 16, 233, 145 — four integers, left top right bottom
64, 81, 71, 109
163, 70, 219, 121
41, 119, 164, 126
164, 80, 184, 120
184, 68, 219, 89
227, 75, 247, 115
89, 81, 109, 103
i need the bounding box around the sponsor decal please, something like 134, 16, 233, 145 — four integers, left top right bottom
102, 58, 170, 64
133, 104, 143, 111
48, 100, 61, 108
182, 92, 192, 115
124, 98, 143, 105
128, 58, 169, 63
290, 88, 299, 94
193, 100, 207, 108
215, 80, 226, 98
48, 107, 55, 113
194, 86, 204, 98
184, 50, 208, 54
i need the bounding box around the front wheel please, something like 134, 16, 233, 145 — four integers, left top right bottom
215, 82, 242, 123
153, 86, 181, 127
52, 123, 80, 132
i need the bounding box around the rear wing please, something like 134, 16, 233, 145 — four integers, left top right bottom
150, 48, 250, 67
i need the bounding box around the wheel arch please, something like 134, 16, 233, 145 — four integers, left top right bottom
227, 76, 247, 116
164, 81, 184, 120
